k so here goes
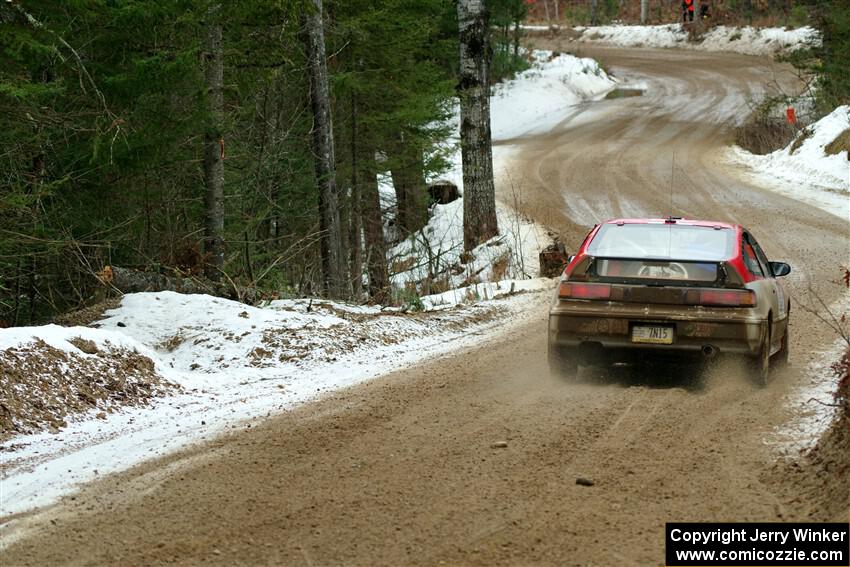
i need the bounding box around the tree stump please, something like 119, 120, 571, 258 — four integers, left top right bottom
428, 180, 460, 205
539, 243, 568, 278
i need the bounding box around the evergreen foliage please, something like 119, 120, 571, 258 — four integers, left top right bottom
804, 1, 850, 111
490, 0, 530, 82
5, 0, 838, 326
0, 0, 482, 324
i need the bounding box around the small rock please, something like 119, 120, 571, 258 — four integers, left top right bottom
116, 322, 126, 327
491, 441, 508, 449
576, 477, 595, 486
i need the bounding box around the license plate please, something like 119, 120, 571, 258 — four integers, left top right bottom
631, 325, 674, 344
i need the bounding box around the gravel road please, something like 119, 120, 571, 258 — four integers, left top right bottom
2, 45, 847, 567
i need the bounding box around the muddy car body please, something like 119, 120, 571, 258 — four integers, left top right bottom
548, 218, 791, 383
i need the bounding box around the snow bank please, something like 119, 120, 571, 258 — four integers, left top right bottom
698, 25, 820, 55
0, 323, 159, 359
532, 24, 820, 56
726, 106, 850, 219
490, 50, 617, 140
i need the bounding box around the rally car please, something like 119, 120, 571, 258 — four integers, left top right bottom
547, 218, 791, 384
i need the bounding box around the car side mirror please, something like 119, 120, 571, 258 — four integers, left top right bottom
769, 262, 791, 277
566, 254, 575, 265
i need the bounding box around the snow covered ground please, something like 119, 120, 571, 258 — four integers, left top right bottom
524, 24, 820, 56
490, 50, 616, 140
726, 106, 849, 221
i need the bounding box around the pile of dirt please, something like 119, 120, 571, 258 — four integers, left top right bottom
0, 339, 177, 440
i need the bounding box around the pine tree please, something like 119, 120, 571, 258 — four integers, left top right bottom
328, 0, 456, 298
304, 0, 347, 298
0, 0, 467, 320
203, 1, 225, 281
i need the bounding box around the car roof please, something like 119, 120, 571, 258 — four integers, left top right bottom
602, 218, 738, 230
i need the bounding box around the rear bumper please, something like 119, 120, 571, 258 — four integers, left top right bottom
548, 301, 767, 358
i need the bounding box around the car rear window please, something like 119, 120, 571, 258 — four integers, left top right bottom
593, 259, 719, 283
587, 223, 734, 261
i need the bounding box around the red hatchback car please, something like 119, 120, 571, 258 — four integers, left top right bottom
548, 218, 791, 384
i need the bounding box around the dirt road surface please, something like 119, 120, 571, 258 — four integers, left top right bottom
2, 46, 848, 566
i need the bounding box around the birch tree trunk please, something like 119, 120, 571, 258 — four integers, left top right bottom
457, 0, 498, 253
203, 2, 225, 281
641, 0, 649, 23
304, 0, 346, 298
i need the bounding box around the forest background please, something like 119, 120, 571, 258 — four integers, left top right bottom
0, 0, 845, 326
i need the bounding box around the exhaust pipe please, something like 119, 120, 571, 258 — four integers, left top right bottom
701, 345, 718, 359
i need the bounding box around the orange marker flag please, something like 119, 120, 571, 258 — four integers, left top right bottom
786, 107, 797, 125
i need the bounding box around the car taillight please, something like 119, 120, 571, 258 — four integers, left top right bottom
558, 282, 611, 300
686, 289, 757, 307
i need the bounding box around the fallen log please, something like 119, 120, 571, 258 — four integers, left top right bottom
96, 266, 261, 304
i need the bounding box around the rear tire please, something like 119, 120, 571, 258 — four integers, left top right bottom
548, 344, 579, 380
749, 330, 771, 387
775, 321, 790, 367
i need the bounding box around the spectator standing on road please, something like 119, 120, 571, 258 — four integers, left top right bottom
700, 1, 710, 19
682, 0, 695, 22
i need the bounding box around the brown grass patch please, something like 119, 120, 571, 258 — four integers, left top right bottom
427, 276, 452, 296
158, 333, 186, 352
735, 115, 797, 155
789, 127, 812, 154
53, 298, 122, 327
390, 256, 417, 275
824, 127, 850, 156
491, 253, 512, 282
68, 337, 99, 355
